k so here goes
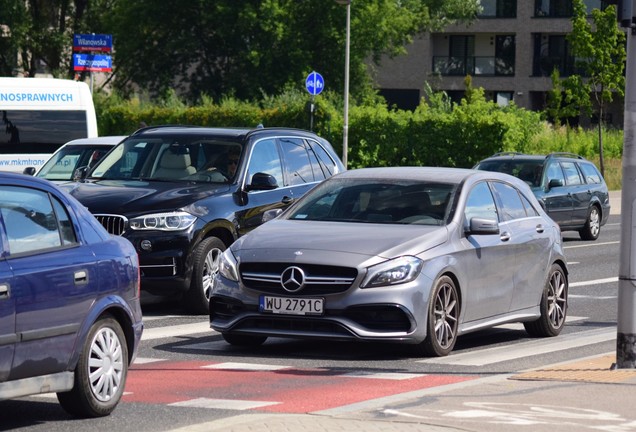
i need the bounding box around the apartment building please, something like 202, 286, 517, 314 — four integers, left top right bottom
373, 0, 623, 128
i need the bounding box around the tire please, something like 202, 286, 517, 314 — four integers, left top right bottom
222, 333, 267, 346
524, 263, 568, 337
57, 316, 128, 418
415, 275, 459, 357
579, 205, 601, 241
183, 237, 225, 314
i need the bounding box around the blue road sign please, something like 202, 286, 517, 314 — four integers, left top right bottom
73, 54, 112, 72
305, 71, 324, 96
73, 34, 113, 52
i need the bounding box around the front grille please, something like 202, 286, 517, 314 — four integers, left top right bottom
94, 214, 128, 236
239, 262, 358, 295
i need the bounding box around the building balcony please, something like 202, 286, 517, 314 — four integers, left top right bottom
432, 56, 514, 77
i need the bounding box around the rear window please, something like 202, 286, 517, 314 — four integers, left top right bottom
579, 162, 602, 184
476, 159, 543, 187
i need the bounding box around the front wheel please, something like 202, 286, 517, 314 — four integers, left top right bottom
415, 275, 459, 357
183, 236, 226, 314
57, 316, 128, 418
579, 205, 601, 241
524, 263, 568, 337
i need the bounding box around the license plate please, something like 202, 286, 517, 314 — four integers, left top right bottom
259, 295, 324, 316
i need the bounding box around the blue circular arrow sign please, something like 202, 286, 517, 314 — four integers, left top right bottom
305, 71, 324, 96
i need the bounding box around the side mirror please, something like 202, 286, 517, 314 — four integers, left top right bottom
548, 178, 563, 189
22, 167, 36, 176
466, 217, 499, 235
246, 172, 278, 191
73, 166, 89, 182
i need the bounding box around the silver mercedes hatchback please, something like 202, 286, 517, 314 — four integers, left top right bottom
210, 167, 568, 357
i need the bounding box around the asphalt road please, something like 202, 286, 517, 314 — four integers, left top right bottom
0, 214, 623, 432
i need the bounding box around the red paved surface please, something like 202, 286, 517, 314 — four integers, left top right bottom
123, 360, 474, 413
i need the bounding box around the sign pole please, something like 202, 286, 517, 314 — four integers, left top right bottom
617, 0, 636, 369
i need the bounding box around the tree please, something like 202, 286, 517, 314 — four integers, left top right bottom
101, 0, 479, 102
566, 0, 625, 176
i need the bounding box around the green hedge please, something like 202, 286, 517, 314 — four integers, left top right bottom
94, 88, 619, 170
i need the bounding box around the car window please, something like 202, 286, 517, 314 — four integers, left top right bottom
307, 140, 338, 181
545, 161, 565, 184
0, 186, 73, 255
520, 193, 540, 217
279, 138, 315, 185
464, 182, 499, 225
579, 162, 602, 184
491, 181, 527, 221
561, 161, 583, 185
247, 138, 284, 186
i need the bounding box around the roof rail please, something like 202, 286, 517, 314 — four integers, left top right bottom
491, 151, 524, 157
547, 152, 584, 160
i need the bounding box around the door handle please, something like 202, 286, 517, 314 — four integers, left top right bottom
282, 196, 293, 204
0, 284, 9, 299
536, 224, 545, 233
500, 232, 511, 242
74, 270, 88, 284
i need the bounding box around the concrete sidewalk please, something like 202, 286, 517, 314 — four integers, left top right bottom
610, 190, 621, 215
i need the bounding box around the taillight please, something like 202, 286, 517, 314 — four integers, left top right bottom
136, 253, 141, 298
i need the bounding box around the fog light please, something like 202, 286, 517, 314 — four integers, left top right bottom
140, 240, 152, 251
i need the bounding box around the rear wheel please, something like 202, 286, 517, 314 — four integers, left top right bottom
183, 237, 225, 314
57, 316, 128, 418
524, 264, 568, 337
579, 205, 601, 241
415, 275, 459, 357
222, 333, 267, 346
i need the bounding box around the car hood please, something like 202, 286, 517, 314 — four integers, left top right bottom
61, 180, 230, 215
233, 219, 449, 265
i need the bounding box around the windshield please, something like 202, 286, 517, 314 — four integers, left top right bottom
89, 136, 243, 183
287, 178, 457, 226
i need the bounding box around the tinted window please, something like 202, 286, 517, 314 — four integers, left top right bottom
0, 186, 64, 254
464, 182, 498, 224
52, 196, 77, 245
579, 162, 602, 184
561, 161, 583, 185
248, 138, 284, 186
491, 182, 527, 221
279, 138, 314, 185
0, 110, 88, 153
307, 140, 337, 181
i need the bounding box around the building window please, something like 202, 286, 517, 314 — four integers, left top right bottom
495, 92, 514, 106
532, 34, 575, 76
534, 0, 572, 17
478, 0, 517, 18
495, 35, 515, 76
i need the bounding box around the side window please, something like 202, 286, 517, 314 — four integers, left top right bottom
0, 186, 64, 255
520, 193, 540, 217
247, 138, 284, 186
579, 162, 602, 184
561, 161, 583, 185
279, 138, 314, 185
545, 161, 565, 185
52, 197, 78, 245
464, 182, 498, 227
307, 140, 338, 181
491, 182, 527, 221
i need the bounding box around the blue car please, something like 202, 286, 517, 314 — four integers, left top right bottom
0, 172, 143, 417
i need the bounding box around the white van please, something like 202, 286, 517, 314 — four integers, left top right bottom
0, 77, 98, 173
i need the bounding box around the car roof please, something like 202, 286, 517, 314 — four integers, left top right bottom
130, 125, 322, 140
334, 166, 497, 184
480, 152, 586, 162
61, 135, 127, 146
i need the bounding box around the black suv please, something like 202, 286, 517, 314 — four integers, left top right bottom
474, 152, 610, 241
63, 126, 345, 313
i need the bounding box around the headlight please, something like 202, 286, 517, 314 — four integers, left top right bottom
218, 249, 239, 282
361, 256, 423, 288
129, 211, 197, 231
